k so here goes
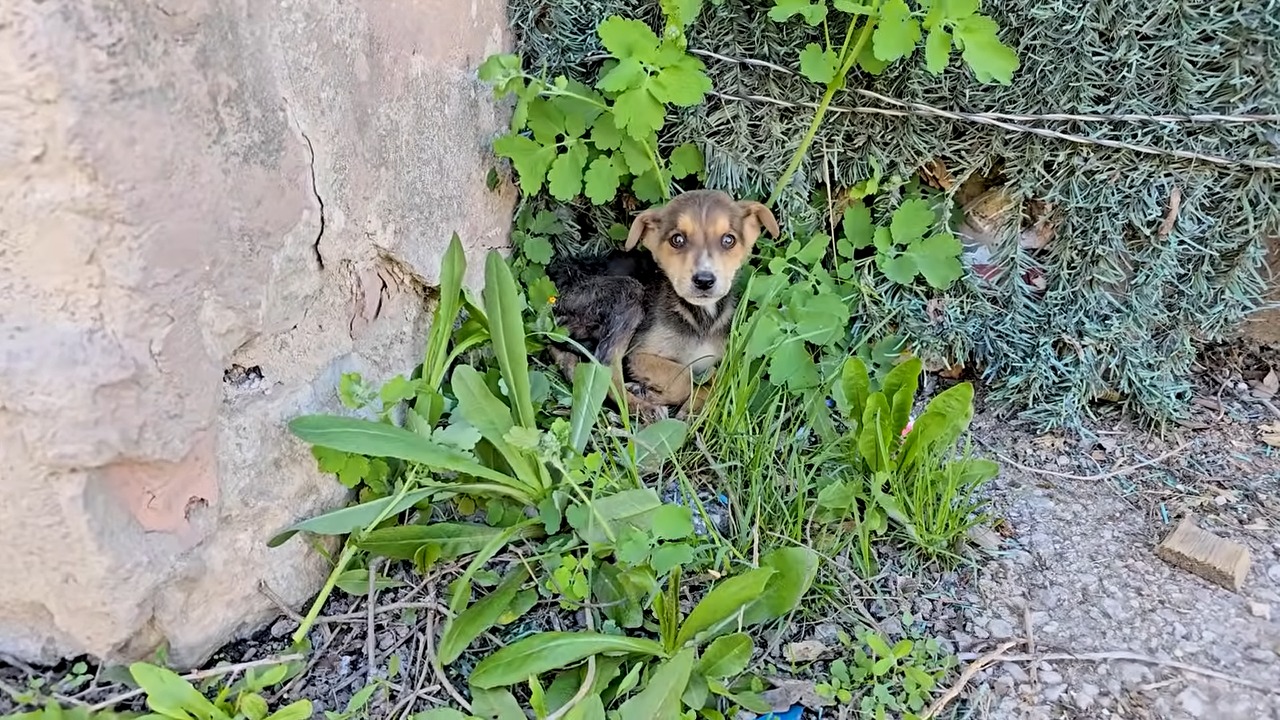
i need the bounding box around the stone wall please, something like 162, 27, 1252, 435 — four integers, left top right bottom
0, 0, 514, 668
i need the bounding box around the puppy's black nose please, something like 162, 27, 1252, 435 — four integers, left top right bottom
692, 271, 716, 290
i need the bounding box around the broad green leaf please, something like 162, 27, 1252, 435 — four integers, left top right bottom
792, 291, 850, 346
769, 338, 821, 390
789, 233, 828, 265
482, 251, 540, 431
866, 633, 893, 658
953, 15, 1019, 85
522, 236, 554, 265
612, 86, 666, 139
548, 141, 590, 201
470, 632, 666, 689
650, 62, 711, 107
424, 234, 466, 390
833, 0, 873, 13
411, 709, 470, 720
651, 504, 694, 540
798, 43, 839, 84
439, 569, 527, 665
675, 566, 776, 646
526, 97, 567, 145
569, 361, 612, 453
858, 392, 893, 472
881, 356, 922, 436
744, 307, 784, 359
631, 169, 665, 203
889, 198, 935, 244
909, 233, 965, 289
565, 488, 663, 545
740, 547, 820, 625
288, 416, 516, 486
649, 543, 696, 574
469, 687, 525, 720
357, 522, 519, 561
598, 17, 660, 64
617, 133, 654, 175
617, 649, 695, 720
597, 57, 647, 93
493, 134, 555, 195
477, 53, 523, 94
892, 639, 914, 659
843, 202, 875, 248
267, 488, 433, 547
857, 34, 891, 75
593, 562, 658, 628
872, 0, 921, 62
768, 0, 827, 26
450, 365, 542, 496
668, 143, 704, 179
661, 0, 704, 28
334, 569, 405, 596
838, 355, 871, 422
924, 28, 952, 74
583, 155, 622, 205
591, 114, 624, 150
128, 663, 220, 720
633, 418, 688, 468
698, 633, 752, 678
263, 700, 313, 720
878, 251, 919, 285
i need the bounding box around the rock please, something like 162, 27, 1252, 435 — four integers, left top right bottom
1248, 601, 1271, 620
1246, 647, 1276, 663
1113, 661, 1153, 689
1001, 662, 1029, 683
783, 640, 831, 663
1042, 684, 1068, 704
1176, 687, 1209, 718
812, 623, 842, 646
987, 618, 1016, 639
994, 676, 1015, 696
1267, 564, 1280, 584
0, 0, 514, 667
1072, 683, 1100, 711
269, 617, 294, 639
1038, 669, 1063, 685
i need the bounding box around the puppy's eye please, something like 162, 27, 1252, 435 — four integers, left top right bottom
721, 234, 736, 249
669, 233, 686, 249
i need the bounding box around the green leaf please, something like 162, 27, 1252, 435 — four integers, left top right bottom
470, 688, 526, 720
768, 0, 827, 25
483, 251, 538, 430
617, 134, 654, 175
873, 0, 921, 63
668, 143, 704, 179
569, 361, 613, 453
769, 338, 821, 390
740, 547, 820, 625
617, 649, 695, 720
288, 416, 516, 487
858, 392, 893, 472
792, 291, 850, 347
411, 709, 471, 720
598, 57, 648, 93
358, 522, 520, 561
632, 169, 666, 203
527, 97, 567, 145
878, 251, 919, 285
128, 663, 220, 720
493, 134, 555, 195
789, 233, 828, 265
522, 236, 554, 265
798, 43, 839, 84
832, 0, 873, 13
612, 86, 666, 139
262, 700, 313, 720
651, 504, 694, 540
583, 155, 622, 205
548, 141, 589, 201
908, 233, 965, 289
843, 202, 874, 249
890, 198, 935, 244
632, 418, 688, 468
598, 17, 660, 64
450, 365, 543, 497
675, 566, 776, 646
857, 34, 891, 75
439, 569, 527, 665
745, 307, 784, 359
953, 15, 1019, 85
565, 488, 663, 545
881, 356, 922, 436
698, 633, 753, 678
379, 375, 418, 406
650, 62, 711, 107
334, 569, 406, 596
267, 489, 433, 547
591, 114, 624, 150
593, 562, 657, 628
838, 356, 871, 421
924, 28, 952, 74
661, 0, 704, 28
866, 633, 893, 658
892, 638, 914, 659
649, 543, 696, 574
470, 632, 666, 689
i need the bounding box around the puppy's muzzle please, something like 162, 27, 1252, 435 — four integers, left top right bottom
691, 272, 716, 291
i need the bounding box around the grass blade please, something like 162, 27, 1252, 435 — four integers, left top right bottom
423, 233, 468, 390
569, 361, 612, 454
267, 489, 434, 547
470, 632, 666, 689
438, 568, 527, 666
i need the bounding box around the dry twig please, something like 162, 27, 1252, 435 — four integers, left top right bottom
995, 442, 1192, 482
87, 655, 305, 712
920, 641, 1018, 719
986, 651, 1278, 694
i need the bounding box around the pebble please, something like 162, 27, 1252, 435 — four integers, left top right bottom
1176, 687, 1209, 718
1246, 647, 1276, 663
270, 617, 294, 638
987, 618, 1016, 639
1001, 662, 1029, 683
1247, 601, 1272, 621
1114, 661, 1153, 689
1039, 669, 1063, 685
1072, 683, 1099, 711
1267, 564, 1280, 584
1042, 684, 1067, 704
1056, 455, 1072, 467
994, 676, 1015, 696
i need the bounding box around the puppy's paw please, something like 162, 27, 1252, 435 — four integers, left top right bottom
630, 398, 669, 425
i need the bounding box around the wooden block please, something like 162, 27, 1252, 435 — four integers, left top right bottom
1155, 515, 1251, 591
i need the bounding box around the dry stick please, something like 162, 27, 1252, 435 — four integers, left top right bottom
920, 641, 1018, 720
426, 596, 472, 714
367, 558, 383, 686
988, 651, 1277, 694
995, 441, 1193, 482
1022, 604, 1037, 688
258, 581, 306, 624
87, 655, 305, 713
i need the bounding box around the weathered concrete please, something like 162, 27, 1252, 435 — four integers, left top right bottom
1242, 234, 1280, 347
0, 0, 514, 667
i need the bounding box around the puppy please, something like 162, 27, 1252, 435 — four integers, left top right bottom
547, 189, 780, 420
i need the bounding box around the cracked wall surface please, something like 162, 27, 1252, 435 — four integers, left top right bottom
0, 0, 514, 667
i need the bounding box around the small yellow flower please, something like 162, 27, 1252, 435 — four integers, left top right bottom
548, 295, 557, 305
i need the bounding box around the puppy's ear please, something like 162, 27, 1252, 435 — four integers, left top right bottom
625, 209, 661, 251
738, 201, 780, 248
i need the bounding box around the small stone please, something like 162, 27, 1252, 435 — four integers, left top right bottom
880, 617, 904, 638
1246, 647, 1275, 663
987, 618, 1016, 639
1176, 687, 1209, 718
994, 676, 1015, 696
1114, 661, 1153, 689
1042, 684, 1067, 704
1073, 683, 1099, 711
1056, 455, 1072, 467
1248, 601, 1271, 621
1267, 564, 1280, 584
269, 617, 293, 638
784, 640, 830, 663
812, 622, 842, 645
1039, 669, 1063, 685
1001, 662, 1029, 683
972, 626, 991, 640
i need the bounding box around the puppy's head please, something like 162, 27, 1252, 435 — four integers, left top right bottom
625, 189, 780, 306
